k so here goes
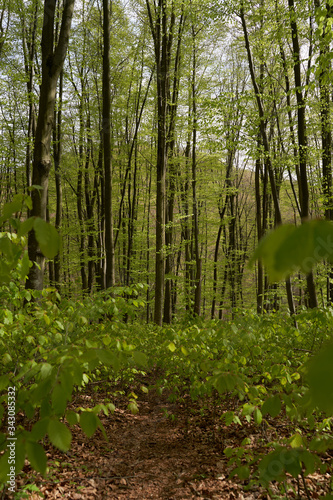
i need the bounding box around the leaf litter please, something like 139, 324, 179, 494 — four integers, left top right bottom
3, 371, 332, 500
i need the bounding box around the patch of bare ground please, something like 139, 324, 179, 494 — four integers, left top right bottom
2, 372, 332, 500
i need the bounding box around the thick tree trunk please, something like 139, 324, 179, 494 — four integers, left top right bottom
26, 0, 75, 291
103, 0, 115, 289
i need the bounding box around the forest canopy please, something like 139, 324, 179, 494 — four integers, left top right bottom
0, 0, 332, 318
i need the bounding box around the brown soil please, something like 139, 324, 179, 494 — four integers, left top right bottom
2, 372, 332, 500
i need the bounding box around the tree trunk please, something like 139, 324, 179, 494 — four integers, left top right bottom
315, 0, 333, 303
240, 6, 296, 317
103, 0, 115, 289
53, 69, 63, 289
146, 0, 174, 325
26, 0, 75, 291
288, 0, 317, 308
191, 25, 201, 317
163, 10, 185, 323
21, 0, 38, 189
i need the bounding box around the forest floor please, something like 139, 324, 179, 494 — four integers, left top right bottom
5, 369, 332, 500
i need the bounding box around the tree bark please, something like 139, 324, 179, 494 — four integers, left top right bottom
53, 69, 63, 289
163, 11, 185, 323
26, 0, 75, 291
146, 0, 174, 325
288, 0, 317, 308
240, 6, 296, 317
314, 0, 333, 303
103, 0, 115, 289
191, 24, 201, 317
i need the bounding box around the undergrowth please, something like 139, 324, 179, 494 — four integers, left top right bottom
1, 291, 333, 498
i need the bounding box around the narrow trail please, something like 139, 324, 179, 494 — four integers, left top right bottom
7, 375, 330, 499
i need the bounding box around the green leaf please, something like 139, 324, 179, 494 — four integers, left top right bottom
168, 342, 176, 352
40, 363, 53, 379
33, 218, 60, 259
0, 194, 24, 225
128, 401, 139, 414
224, 446, 234, 458
242, 403, 255, 416
213, 372, 242, 394
0, 451, 10, 483
66, 410, 79, 425
181, 346, 189, 356
26, 441, 47, 475
0, 374, 10, 391
14, 438, 26, 474
19, 250, 31, 280
259, 449, 286, 484
250, 220, 333, 281
17, 217, 35, 237
48, 419, 72, 452
301, 450, 317, 475
223, 411, 235, 426
306, 342, 333, 415
283, 450, 302, 478
0, 236, 15, 260
40, 399, 52, 419
132, 351, 148, 367
249, 224, 295, 280
261, 394, 281, 418
96, 349, 119, 370
51, 384, 68, 415
230, 465, 250, 480
290, 433, 304, 449
253, 407, 262, 425
31, 418, 50, 441
80, 411, 99, 438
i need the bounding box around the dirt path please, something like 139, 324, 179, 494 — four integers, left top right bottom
6, 375, 331, 499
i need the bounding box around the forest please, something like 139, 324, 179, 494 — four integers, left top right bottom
1, 0, 333, 498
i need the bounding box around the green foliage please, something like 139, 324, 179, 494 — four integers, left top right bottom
1, 199, 333, 495
305, 343, 333, 415
0, 197, 149, 486
250, 219, 333, 281
250, 219, 333, 493
0, 194, 60, 284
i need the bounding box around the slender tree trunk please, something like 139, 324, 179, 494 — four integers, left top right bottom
163, 10, 185, 323
53, 70, 63, 289
21, 0, 38, 189
84, 113, 97, 292
26, 0, 75, 291
191, 25, 201, 317
288, 0, 317, 308
211, 150, 234, 318
240, 6, 296, 317
103, 0, 115, 289
146, 0, 174, 325
255, 152, 263, 313
183, 138, 193, 312
315, 0, 333, 303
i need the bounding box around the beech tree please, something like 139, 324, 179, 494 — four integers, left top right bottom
145, 0, 184, 325
0, 0, 331, 317
26, 0, 75, 291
